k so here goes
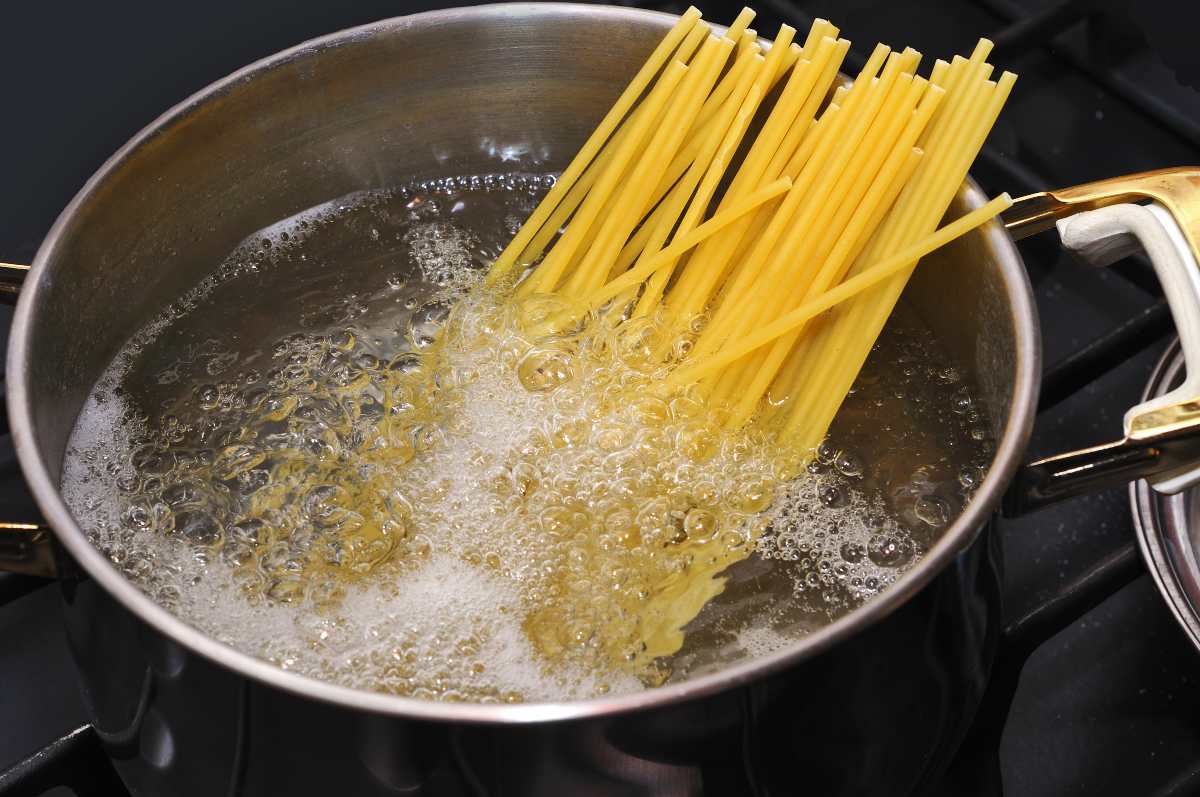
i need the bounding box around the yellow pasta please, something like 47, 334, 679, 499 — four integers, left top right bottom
718, 74, 942, 421
487, 6, 1016, 448
561, 34, 729, 298
481, 10, 1015, 670
663, 192, 1013, 389
518, 59, 690, 296
781, 70, 1017, 448
486, 7, 703, 286
656, 39, 765, 200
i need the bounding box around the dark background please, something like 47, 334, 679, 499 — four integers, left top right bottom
2, 0, 1198, 265
0, 1, 476, 264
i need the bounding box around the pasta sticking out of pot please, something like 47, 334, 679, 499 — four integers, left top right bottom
491, 9, 1013, 442
475, 8, 1015, 674
63, 5, 1016, 701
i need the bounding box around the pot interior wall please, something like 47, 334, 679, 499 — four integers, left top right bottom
25, 6, 672, 475
907, 202, 1019, 441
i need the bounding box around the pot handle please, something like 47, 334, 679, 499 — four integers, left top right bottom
0, 261, 55, 578
1003, 167, 1200, 515
0, 261, 29, 304
0, 522, 58, 577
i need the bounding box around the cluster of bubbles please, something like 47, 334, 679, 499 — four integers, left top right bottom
62, 172, 992, 702
755, 318, 991, 609
666, 312, 994, 676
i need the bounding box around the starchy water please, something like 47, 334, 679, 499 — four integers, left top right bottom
62, 173, 992, 702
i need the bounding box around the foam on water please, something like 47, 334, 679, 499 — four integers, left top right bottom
61, 172, 991, 702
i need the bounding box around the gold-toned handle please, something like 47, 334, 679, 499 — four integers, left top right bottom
0, 262, 29, 305
1005, 431, 1200, 515
0, 522, 58, 577
1002, 167, 1200, 257
1004, 167, 1200, 515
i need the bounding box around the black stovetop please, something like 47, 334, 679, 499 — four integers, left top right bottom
3, 1, 1200, 795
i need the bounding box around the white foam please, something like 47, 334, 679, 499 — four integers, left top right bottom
405, 221, 477, 289
171, 553, 636, 700
757, 477, 917, 606
735, 623, 793, 660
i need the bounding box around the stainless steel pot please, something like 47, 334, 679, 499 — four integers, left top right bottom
0, 4, 1054, 794
1134, 340, 1200, 657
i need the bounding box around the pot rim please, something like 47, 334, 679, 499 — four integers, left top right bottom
6, 2, 1042, 724
1131, 341, 1200, 652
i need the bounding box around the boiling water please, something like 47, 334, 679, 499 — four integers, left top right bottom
62, 174, 992, 702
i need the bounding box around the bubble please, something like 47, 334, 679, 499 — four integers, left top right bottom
161, 480, 203, 508
913, 494, 952, 527
175, 510, 223, 546
612, 317, 665, 371
517, 348, 574, 393
867, 533, 914, 568
840, 541, 865, 563
834, 452, 863, 478
682, 508, 718, 542
629, 396, 669, 425
509, 462, 540, 498
735, 480, 774, 513
130, 445, 175, 476
818, 483, 846, 508
266, 577, 306, 603
127, 503, 152, 528
550, 419, 590, 449
678, 424, 719, 463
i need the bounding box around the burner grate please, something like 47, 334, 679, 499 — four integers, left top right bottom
0, 726, 127, 797
0, 575, 45, 607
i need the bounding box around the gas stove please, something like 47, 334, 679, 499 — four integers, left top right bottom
2, 1, 1199, 795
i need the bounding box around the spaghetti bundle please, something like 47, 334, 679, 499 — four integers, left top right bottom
488, 6, 1015, 456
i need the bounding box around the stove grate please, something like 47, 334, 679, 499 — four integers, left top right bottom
0, 726, 127, 797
